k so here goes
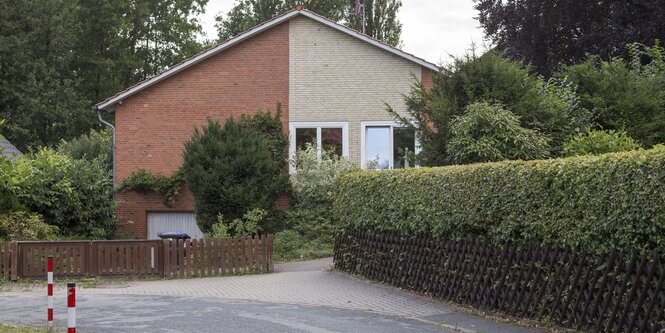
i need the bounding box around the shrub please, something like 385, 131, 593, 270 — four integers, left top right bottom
333, 146, 665, 254
561, 44, 665, 147
0, 211, 58, 240
57, 128, 113, 170
291, 144, 357, 208
282, 207, 335, 244
207, 208, 266, 238
389, 50, 592, 165
562, 130, 641, 157
6, 148, 117, 238
182, 116, 289, 232
446, 102, 551, 164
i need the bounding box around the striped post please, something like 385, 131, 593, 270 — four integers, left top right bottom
47, 256, 54, 332
67, 282, 76, 333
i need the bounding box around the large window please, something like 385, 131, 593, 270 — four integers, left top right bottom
289, 122, 349, 172
361, 121, 419, 169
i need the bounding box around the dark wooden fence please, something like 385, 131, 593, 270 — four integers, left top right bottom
0, 235, 273, 280
334, 231, 665, 333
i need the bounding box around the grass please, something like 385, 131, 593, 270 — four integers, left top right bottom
0, 323, 60, 332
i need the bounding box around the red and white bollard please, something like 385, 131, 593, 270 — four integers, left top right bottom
67, 282, 76, 333
47, 256, 54, 332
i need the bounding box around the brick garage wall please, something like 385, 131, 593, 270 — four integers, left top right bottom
288, 16, 424, 166
113, 22, 290, 239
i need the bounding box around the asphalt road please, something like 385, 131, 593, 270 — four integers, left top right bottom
0, 294, 452, 333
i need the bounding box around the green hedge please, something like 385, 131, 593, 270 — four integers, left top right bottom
333, 146, 665, 253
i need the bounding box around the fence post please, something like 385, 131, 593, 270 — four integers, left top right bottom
87, 241, 95, 278
10, 241, 18, 281
267, 234, 274, 273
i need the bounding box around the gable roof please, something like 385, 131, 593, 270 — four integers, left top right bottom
0, 135, 22, 161
95, 8, 439, 111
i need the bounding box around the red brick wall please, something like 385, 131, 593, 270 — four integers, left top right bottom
422, 67, 434, 91
114, 22, 290, 239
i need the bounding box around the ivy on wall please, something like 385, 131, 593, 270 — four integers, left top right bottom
116, 169, 184, 207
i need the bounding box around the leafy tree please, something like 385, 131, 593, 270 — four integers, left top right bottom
389, 50, 591, 166
562, 130, 641, 157
215, 0, 402, 46
446, 102, 550, 164
561, 43, 665, 147
0, 0, 208, 150
215, 0, 347, 41
345, 0, 402, 47
0, 0, 96, 150
182, 116, 289, 232
474, 0, 665, 76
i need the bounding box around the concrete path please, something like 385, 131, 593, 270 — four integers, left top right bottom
0, 258, 543, 333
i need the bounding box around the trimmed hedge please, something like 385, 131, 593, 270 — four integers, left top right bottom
333, 146, 665, 253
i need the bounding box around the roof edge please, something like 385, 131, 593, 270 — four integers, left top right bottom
95, 9, 439, 111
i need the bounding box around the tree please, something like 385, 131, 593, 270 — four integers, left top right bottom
560, 44, 665, 147
182, 115, 289, 232
346, 0, 402, 47
58, 128, 113, 171
0, 0, 96, 150
446, 102, 550, 164
215, 0, 403, 47
474, 0, 665, 76
389, 50, 591, 166
0, 0, 208, 150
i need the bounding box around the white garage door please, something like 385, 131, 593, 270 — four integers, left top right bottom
147, 212, 204, 239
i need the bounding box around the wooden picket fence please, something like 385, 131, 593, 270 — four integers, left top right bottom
0, 235, 273, 280
334, 230, 665, 333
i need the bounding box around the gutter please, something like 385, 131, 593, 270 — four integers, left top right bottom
96, 108, 116, 197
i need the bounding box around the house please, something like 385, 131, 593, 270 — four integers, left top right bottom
0, 135, 22, 161
95, 8, 437, 239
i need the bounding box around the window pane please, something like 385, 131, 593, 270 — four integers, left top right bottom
295, 128, 317, 151
322, 128, 343, 157
366, 127, 391, 169
393, 127, 416, 168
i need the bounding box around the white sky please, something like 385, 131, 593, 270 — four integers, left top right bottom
199, 0, 488, 66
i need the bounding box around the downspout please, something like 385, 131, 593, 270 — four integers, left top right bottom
97, 108, 116, 198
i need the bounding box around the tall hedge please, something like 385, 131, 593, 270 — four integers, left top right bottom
333, 146, 665, 253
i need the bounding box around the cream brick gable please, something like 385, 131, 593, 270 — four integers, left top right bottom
289, 16, 422, 165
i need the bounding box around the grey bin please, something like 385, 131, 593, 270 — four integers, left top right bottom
158, 232, 191, 265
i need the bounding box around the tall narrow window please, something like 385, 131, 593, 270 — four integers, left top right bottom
362, 122, 418, 169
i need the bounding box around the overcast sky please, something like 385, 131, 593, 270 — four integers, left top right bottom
199, 0, 488, 66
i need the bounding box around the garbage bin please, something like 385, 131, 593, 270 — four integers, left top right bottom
158, 232, 191, 265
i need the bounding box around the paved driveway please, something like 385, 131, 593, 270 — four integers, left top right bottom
0, 258, 541, 333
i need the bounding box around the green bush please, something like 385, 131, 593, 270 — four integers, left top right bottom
207, 208, 266, 238
5, 148, 117, 238
283, 207, 335, 244
57, 128, 113, 170
389, 50, 592, 165
182, 116, 289, 232
0, 211, 58, 240
447, 102, 551, 164
561, 43, 665, 147
333, 146, 665, 253
291, 143, 357, 208
563, 130, 641, 157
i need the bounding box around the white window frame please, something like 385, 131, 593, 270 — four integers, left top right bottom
289, 122, 349, 173
360, 121, 421, 170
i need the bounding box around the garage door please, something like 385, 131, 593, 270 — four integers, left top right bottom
147, 212, 204, 239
